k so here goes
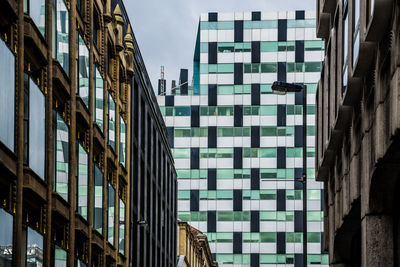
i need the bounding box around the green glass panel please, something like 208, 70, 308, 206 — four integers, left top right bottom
261, 41, 278, 52
200, 42, 208, 53
208, 64, 217, 73
200, 63, 208, 74
178, 190, 190, 200
260, 232, 276, 242
260, 211, 276, 221
218, 85, 233, 95
307, 232, 321, 242
261, 63, 277, 73
260, 84, 272, 94
217, 211, 233, 221
305, 62, 322, 72
217, 64, 234, 73
260, 190, 276, 200
218, 42, 235, 53
305, 40, 325, 51
259, 148, 277, 157
244, 64, 252, 73
260, 106, 277, 115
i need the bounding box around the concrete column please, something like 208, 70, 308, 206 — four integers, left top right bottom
361, 214, 394, 267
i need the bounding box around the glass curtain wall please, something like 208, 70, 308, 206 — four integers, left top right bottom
118, 199, 125, 255
119, 116, 126, 167
24, 0, 46, 37
53, 112, 69, 201
94, 66, 104, 131
53, 0, 69, 75
77, 143, 88, 220
0, 39, 15, 152
108, 93, 116, 150
107, 183, 115, 245
77, 33, 90, 108
24, 75, 46, 179
93, 164, 103, 233
0, 209, 13, 266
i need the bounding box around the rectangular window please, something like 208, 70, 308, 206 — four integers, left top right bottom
218, 43, 235, 53
77, 33, 90, 109
217, 64, 234, 73
53, 0, 70, 75
107, 182, 115, 245
261, 41, 278, 52
94, 66, 104, 132
54, 245, 67, 266
77, 143, 88, 220
53, 111, 69, 201
0, 209, 13, 266
24, 75, 46, 179
174, 106, 191, 116
119, 115, 126, 167
305, 62, 322, 72
261, 63, 277, 73
200, 42, 208, 53
93, 164, 103, 233
0, 39, 15, 152
305, 40, 324, 51
172, 148, 190, 158
24, 0, 46, 37
343, 2, 349, 93
119, 199, 125, 255
108, 93, 116, 150
26, 227, 44, 266
353, 0, 360, 66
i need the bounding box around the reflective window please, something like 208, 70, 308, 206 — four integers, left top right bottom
76, 259, 87, 267
24, 0, 46, 37
53, 0, 69, 75
0, 39, 15, 152
343, 3, 349, 93
108, 93, 116, 151
353, 0, 360, 67
174, 106, 191, 116
118, 199, 125, 255
93, 164, 103, 233
77, 33, 90, 109
107, 183, 115, 245
94, 66, 104, 132
26, 227, 43, 266
53, 245, 67, 266
119, 115, 126, 167
0, 209, 13, 266
53, 112, 69, 201
24, 76, 46, 179
77, 144, 88, 220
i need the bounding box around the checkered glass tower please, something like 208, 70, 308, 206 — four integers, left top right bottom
157, 11, 327, 267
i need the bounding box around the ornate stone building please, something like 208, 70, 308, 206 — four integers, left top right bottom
177, 221, 218, 267
316, 0, 400, 265
0, 0, 177, 266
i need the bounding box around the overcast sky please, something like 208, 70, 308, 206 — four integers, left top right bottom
125, 0, 315, 93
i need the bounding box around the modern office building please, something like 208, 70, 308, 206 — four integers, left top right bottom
0, 0, 177, 266
177, 221, 219, 267
129, 16, 178, 267
157, 11, 327, 267
315, 0, 400, 265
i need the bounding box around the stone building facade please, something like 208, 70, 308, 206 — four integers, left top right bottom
177, 221, 218, 267
315, 0, 400, 265
0, 0, 177, 266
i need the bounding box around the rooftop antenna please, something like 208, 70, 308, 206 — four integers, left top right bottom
160, 65, 165, 95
